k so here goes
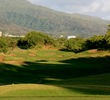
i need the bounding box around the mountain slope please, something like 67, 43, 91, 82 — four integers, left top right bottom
0, 0, 109, 37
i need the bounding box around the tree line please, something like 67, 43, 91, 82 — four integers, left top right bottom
0, 25, 110, 54
62, 25, 110, 53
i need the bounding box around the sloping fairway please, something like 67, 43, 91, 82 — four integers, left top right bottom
0, 48, 110, 99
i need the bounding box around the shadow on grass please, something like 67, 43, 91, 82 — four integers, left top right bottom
0, 56, 110, 95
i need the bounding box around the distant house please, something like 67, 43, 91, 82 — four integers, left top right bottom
60, 35, 64, 38
0, 31, 2, 37
0, 32, 25, 38
5, 34, 25, 38
4, 33, 9, 37
67, 36, 76, 39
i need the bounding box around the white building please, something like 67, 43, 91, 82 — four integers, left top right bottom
0, 31, 2, 37
67, 36, 76, 39
8, 35, 25, 38
60, 35, 64, 38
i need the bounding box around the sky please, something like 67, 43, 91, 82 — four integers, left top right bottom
27, 0, 110, 20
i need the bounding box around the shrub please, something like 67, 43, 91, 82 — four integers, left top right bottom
64, 38, 86, 53
17, 31, 56, 49
86, 35, 106, 50
0, 37, 9, 53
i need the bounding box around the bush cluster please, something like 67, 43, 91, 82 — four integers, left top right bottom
0, 37, 17, 53
17, 31, 56, 49
59, 25, 110, 52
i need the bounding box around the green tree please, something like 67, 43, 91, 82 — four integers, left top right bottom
17, 31, 41, 49
64, 38, 86, 53
56, 37, 67, 49
8, 38, 17, 54
43, 35, 56, 47
107, 24, 110, 35
17, 31, 56, 49
105, 25, 110, 49
0, 37, 9, 53
86, 35, 106, 50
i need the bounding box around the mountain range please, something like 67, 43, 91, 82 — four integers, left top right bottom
0, 0, 109, 37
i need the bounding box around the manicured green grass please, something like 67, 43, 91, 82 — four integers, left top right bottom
0, 48, 110, 98
0, 84, 78, 96
0, 97, 110, 100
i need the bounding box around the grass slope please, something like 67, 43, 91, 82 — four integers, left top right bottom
0, 48, 110, 99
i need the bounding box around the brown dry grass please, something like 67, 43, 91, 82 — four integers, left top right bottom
87, 49, 97, 53
0, 56, 4, 62
4, 61, 25, 65
42, 45, 56, 50
28, 54, 36, 57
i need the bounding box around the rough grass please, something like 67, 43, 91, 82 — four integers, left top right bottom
0, 48, 110, 98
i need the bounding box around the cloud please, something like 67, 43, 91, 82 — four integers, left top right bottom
27, 0, 110, 20
81, 0, 103, 13
80, 0, 110, 19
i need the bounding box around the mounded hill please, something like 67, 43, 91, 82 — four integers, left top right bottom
0, 0, 109, 37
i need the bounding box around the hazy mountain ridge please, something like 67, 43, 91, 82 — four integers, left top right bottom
0, 0, 109, 37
